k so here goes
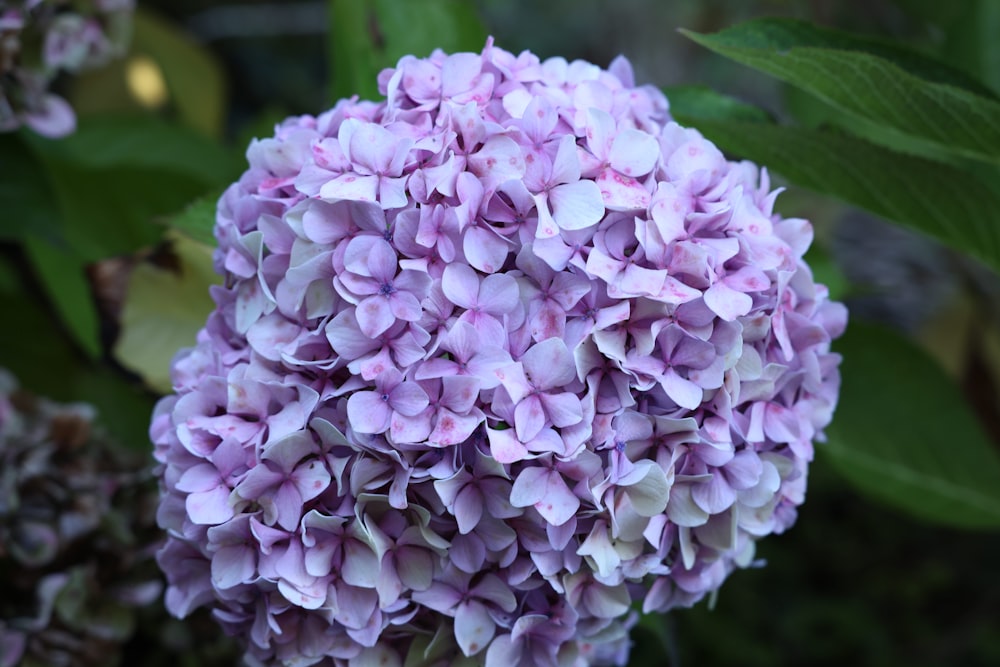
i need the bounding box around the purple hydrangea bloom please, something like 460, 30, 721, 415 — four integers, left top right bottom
152, 39, 846, 667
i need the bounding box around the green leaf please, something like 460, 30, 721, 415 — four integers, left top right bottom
165, 194, 220, 246
823, 322, 1000, 529
23, 236, 102, 359
23, 115, 236, 261
681, 18, 1000, 164
663, 85, 773, 124
0, 256, 156, 450
113, 232, 219, 393
329, 0, 488, 102
0, 133, 62, 244
673, 118, 1000, 274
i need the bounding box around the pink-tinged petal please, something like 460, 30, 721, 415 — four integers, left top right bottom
454, 485, 485, 534
411, 581, 462, 613
186, 486, 234, 525
495, 362, 531, 404
549, 180, 605, 231
520, 96, 558, 143
616, 264, 666, 297
273, 482, 305, 531
533, 194, 559, 239
764, 402, 802, 443
390, 409, 433, 444
529, 302, 566, 341
704, 281, 753, 321
455, 600, 495, 656
609, 128, 659, 176
550, 134, 582, 184
292, 459, 332, 502
389, 290, 423, 322
725, 265, 771, 292
521, 337, 577, 389
691, 472, 737, 514
379, 175, 409, 209
388, 381, 429, 416
326, 311, 379, 359
514, 395, 546, 442
584, 108, 615, 160
596, 168, 651, 211
348, 122, 398, 173
509, 466, 548, 507
479, 273, 520, 316
657, 275, 703, 304
232, 464, 283, 500
176, 463, 222, 493
428, 408, 481, 446
661, 368, 703, 410
211, 546, 256, 590
355, 296, 395, 338
584, 247, 624, 284
535, 470, 580, 526
538, 392, 583, 428
319, 173, 379, 203
487, 427, 529, 464
468, 135, 526, 192
347, 391, 393, 434
440, 375, 481, 413
463, 226, 510, 274
441, 262, 480, 310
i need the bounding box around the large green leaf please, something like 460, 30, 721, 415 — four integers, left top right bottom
23, 115, 236, 260
681, 18, 1000, 165
23, 236, 102, 359
0, 255, 156, 450
0, 133, 62, 243
114, 232, 219, 393
329, 0, 488, 102
823, 322, 1000, 529
669, 115, 1000, 274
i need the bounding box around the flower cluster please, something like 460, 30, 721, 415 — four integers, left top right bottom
0, 369, 163, 667
152, 40, 846, 667
0, 0, 133, 137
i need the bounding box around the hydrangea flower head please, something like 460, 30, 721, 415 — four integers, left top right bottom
152, 39, 846, 667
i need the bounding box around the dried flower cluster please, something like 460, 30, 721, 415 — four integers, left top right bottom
0, 0, 133, 137
0, 370, 162, 667
152, 40, 846, 667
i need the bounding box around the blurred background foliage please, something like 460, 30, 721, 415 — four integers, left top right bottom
2, 1, 1000, 665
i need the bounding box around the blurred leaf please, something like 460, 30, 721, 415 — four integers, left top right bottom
23, 237, 102, 359
682, 18, 1000, 165
675, 118, 1000, 274
0, 133, 62, 244
329, 0, 488, 102
663, 85, 772, 123
23, 115, 236, 260
114, 232, 219, 393
824, 322, 1000, 529
31, 114, 237, 189
132, 8, 227, 137
166, 195, 219, 246
0, 253, 156, 450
